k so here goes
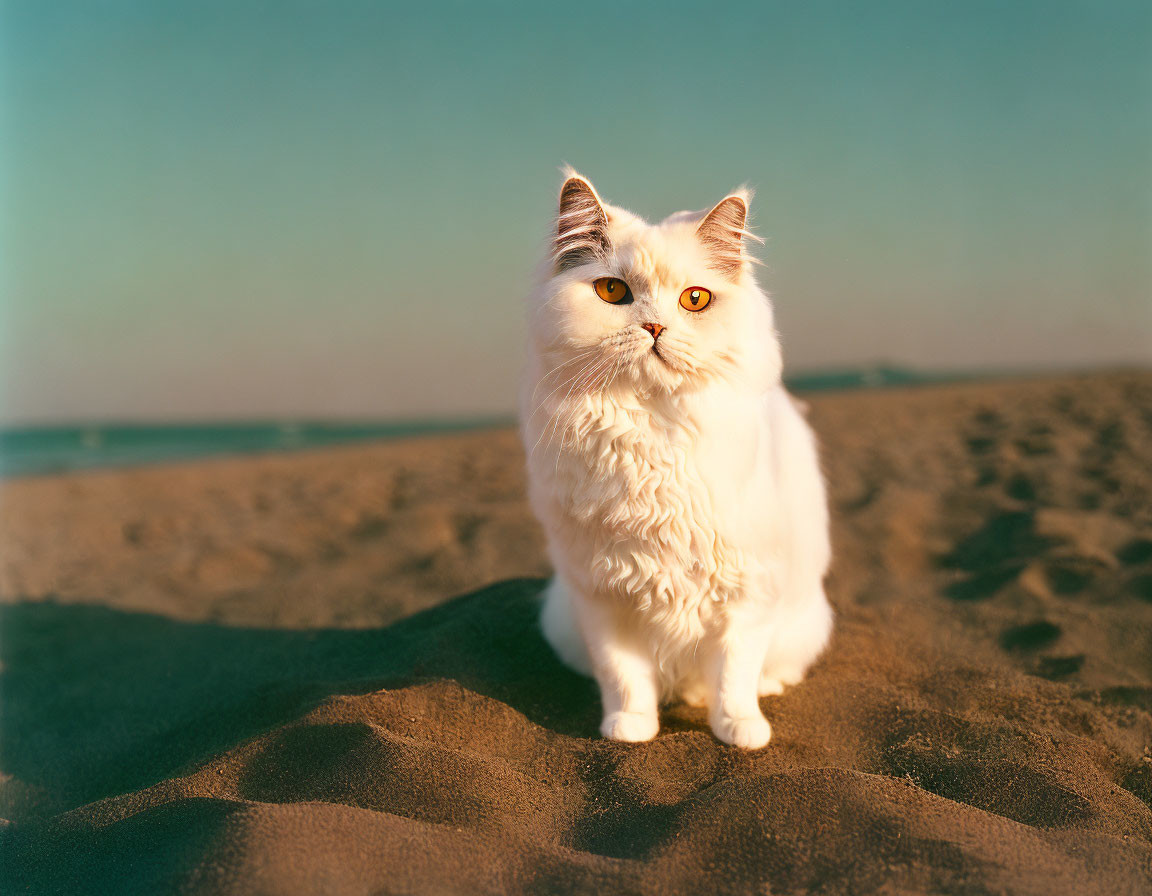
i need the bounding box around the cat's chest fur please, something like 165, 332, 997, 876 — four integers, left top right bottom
547, 388, 769, 616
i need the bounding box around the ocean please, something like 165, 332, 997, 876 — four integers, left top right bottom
0, 367, 944, 477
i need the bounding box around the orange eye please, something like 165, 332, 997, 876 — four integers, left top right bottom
593, 277, 631, 304
679, 286, 712, 312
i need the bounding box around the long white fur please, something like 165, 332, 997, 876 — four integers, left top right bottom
520, 171, 832, 749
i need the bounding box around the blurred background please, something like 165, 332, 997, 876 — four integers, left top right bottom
1, 0, 1149, 469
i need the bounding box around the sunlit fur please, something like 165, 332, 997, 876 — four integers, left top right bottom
520, 171, 832, 749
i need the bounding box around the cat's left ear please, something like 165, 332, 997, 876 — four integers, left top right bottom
696, 189, 757, 277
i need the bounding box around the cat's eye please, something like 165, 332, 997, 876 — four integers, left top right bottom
593, 277, 632, 304
679, 286, 712, 312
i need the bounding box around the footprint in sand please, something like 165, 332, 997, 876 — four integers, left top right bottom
1015, 424, 1055, 457
942, 511, 1056, 601
999, 620, 1062, 651
945, 511, 1055, 570
1111, 539, 1152, 602
1127, 574, 1152, 603
1034, 655, 1085, 680
1004, 471, 1037, 502
1096, 420, 1126, 451
967, 436, 997, 456
964, 408, 1015, 488
1043, 559, 1096, 596
972, 407, 1006, 429
1116, 538, 1152, 566
945, 565, 1025, 602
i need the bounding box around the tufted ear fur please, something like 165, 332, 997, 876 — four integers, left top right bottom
554, 172, 610, 272
696, 191, 756, 277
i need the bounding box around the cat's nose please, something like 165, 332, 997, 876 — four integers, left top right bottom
642, 322, 665, 341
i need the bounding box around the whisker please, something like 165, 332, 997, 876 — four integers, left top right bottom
530, 352, 613, 460
556, 343, 632, 468
542, 353, 616, 464
528, 349, 611, 419
528, 346, 603, 407
527, 329, 637, 465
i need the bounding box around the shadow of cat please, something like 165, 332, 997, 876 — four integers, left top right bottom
0, 578, 600, 821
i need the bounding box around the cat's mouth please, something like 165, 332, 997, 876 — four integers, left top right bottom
639, 340, 679, 377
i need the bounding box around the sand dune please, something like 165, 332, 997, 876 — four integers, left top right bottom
2, 372, 1151, 894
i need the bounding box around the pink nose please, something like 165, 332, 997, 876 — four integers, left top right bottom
642, 322, 665, 340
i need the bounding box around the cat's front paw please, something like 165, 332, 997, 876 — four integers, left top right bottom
711, 713, 772, 749
601, 710, 659, 742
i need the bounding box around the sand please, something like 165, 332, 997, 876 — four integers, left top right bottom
1, 371, 1151, 894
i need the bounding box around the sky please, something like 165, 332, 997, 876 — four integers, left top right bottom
2, 0, 1150, 423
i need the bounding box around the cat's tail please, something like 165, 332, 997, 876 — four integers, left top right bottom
540, 577, 592, 676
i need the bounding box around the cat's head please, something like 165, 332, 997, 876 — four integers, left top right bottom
528, 170, 783, 399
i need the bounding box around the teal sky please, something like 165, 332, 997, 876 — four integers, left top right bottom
2, 0, 1150, 423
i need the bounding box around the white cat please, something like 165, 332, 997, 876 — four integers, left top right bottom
520, 171, 832, 749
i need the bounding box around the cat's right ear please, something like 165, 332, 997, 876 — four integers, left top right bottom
554, 172, 610, 272
696, 190, 755, 278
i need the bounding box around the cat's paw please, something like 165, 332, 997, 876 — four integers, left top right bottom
601, 710, 659, 742
711, 714, 772, 749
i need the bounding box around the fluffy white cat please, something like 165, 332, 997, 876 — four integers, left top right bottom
520, 171, 832, 749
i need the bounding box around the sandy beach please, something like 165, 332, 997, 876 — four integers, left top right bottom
2, 372, 1151, 894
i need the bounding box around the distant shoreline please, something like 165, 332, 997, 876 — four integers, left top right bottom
1, 367, 1143, 477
